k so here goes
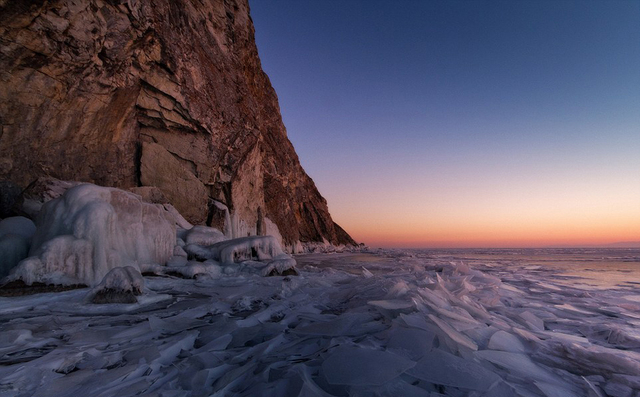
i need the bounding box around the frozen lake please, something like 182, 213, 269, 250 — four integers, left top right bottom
1, 248, 639, 396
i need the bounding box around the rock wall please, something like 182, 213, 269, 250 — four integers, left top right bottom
0, 0, 355, 247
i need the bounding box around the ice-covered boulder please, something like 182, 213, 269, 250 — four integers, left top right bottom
0, 216, 36, 239
166, 255, 189, 268
262, 255, 298, 277
9, 236, 92, 285
7, 184, 175, 286
184, 243, 216, 261
182, 234, 298, 276
0, 216, 36, 278
211, 235, 298, 275
0, 234, 31, 278
213, 235, 285, 264
173, 245, 188, 257
183, 225, 227, 246
166, 260, 223, 279
87, 266, 145, 304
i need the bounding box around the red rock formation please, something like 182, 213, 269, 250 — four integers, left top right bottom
0, 0, 355, 247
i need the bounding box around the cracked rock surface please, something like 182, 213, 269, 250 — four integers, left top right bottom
0, 0, 355, 247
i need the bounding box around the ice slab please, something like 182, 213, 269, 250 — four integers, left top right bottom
487, 330, 526, 353
294, 313, 376, 337
475, 350, 563, 386
535, 381, 581, 397
406, 349, 501, 391
520, 311, 545, 331
386, 326, 435, 360
322, 345, 415, 386
368, 299, 414, 310
428, 314, 478, 351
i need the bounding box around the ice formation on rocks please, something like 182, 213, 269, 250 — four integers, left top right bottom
6, 184, 175, 286
0, 217, 37, 277
159, 203, 193, 230
0, 234, 31, 278
166, 260, 223, 279
183, 225, 227, 246
180, 234, 297, 273
0, 216, 37, 239
87, 266, 145, 304
261, 255, 298, 277
163, 228, 298, 278
214, 235, 285, 263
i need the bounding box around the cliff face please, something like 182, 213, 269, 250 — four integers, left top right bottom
0, 0, 355, 247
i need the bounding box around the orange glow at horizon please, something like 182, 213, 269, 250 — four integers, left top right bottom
343, 211, 640, 248
323, 161, 640, 248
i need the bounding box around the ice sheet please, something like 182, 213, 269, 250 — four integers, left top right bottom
1, 248, 639, 396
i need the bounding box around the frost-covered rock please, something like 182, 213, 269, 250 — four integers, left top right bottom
214, 235, 285, 264
0, 216, 36, 278
8, 184, 175, 286
184, 243, 216, 261
181, 234, 298, 276
9, 236, 92, 285
166, 260, 222, 279
262, 255, 298, 277
160, 204, 193, 230
166, 255, 189, 268
183, 225, 227, 246
0, 216, 36, 239
173, 245, 188, 257
0, 234, 31, 278
87, 266, 145, 304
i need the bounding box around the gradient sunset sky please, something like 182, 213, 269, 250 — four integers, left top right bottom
249, 0, 640, 248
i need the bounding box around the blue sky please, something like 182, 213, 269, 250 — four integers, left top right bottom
249, 0, 640, 247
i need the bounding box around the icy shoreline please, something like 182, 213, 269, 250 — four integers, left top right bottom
1, 249, 639, 396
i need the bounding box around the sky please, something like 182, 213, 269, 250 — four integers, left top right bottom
249, 0, 640, 248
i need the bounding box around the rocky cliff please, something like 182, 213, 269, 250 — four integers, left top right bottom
0, 0, 355, 248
